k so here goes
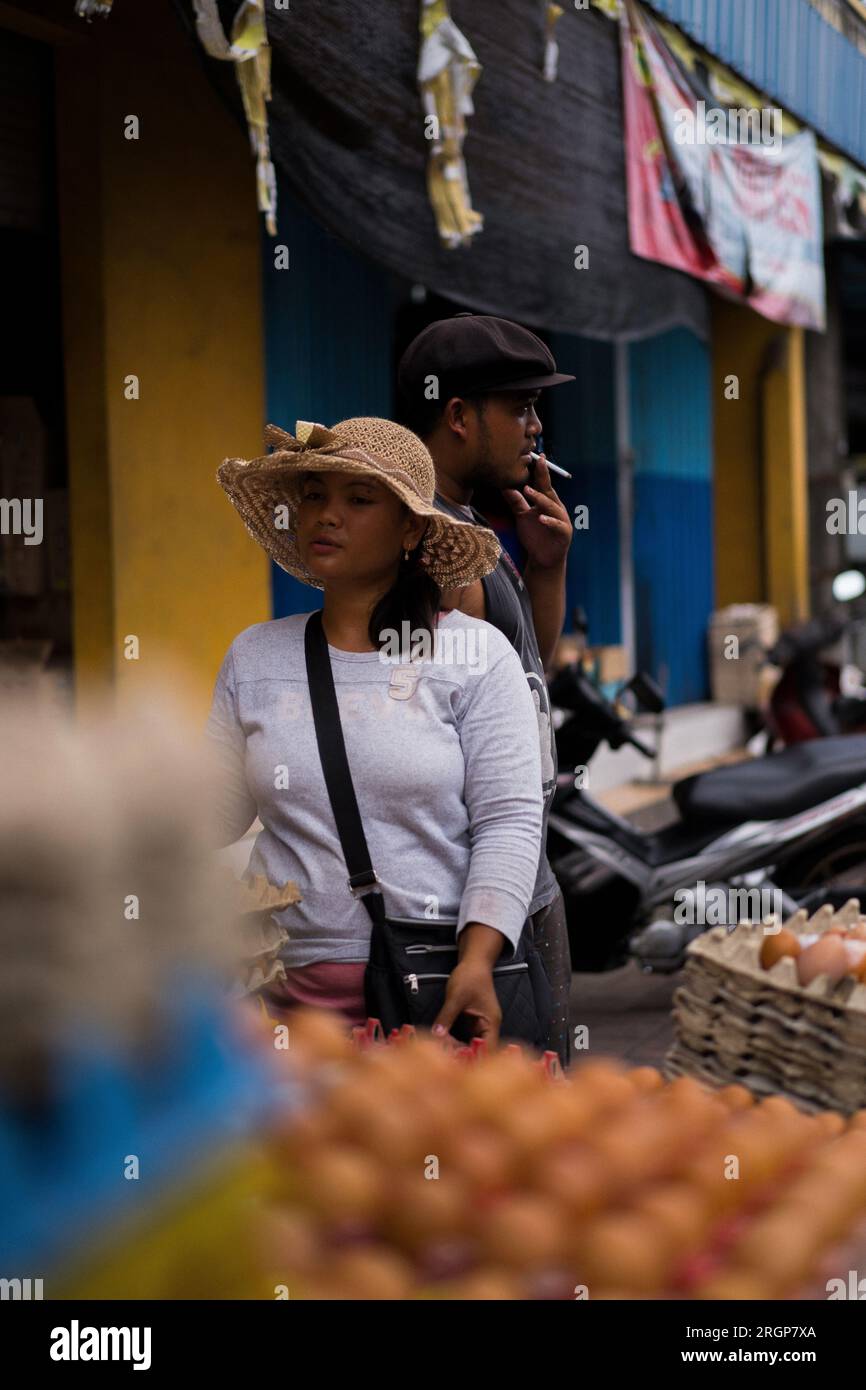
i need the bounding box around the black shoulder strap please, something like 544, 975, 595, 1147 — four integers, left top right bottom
303, 610, 386, 926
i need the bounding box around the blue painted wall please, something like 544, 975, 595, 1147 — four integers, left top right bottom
261, 182, 395, 616
628, 326, 714, 705
650, 0, 866, 168
546, 334, 621, 646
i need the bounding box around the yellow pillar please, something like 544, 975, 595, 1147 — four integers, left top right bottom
711, 297, 775, 607
52, 1, 271, 711
712, 299, 810, 625
761, 327, 810, 625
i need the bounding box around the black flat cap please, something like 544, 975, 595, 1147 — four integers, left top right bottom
398, 313, 575, 401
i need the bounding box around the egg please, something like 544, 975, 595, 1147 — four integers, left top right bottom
731, 1213, 821, 1289
796, 935, 851, 987
443, 1124, 513, 1193
693, 1271, 771, 1300
283, 1006, 354, 1062
716, 1084, 755, 1111
813, 1110, 847, 1138
446, 1269, 525, 1300
298, 1146, 383, 1221
477, 1194, 567, 1269
634, 1183, 713, 1256
759, 927, 801, 970
629, 1066, 665, 1092
383, 1174, 469, 1250
843, 940, 866, 971
328, 1246, 415, 1299
533, 1145, 611, 1216
570, 1059, 636, 1113
579, 1212, 672, 1293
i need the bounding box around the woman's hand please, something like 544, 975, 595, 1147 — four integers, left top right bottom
432, 922, 505, 1044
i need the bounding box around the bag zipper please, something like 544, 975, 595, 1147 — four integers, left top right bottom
404, 962, 529, 993
405, 943, 459, 955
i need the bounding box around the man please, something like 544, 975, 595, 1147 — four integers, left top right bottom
397, 312, 575, 1066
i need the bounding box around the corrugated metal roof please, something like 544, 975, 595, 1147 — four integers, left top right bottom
648, 0, 866, 167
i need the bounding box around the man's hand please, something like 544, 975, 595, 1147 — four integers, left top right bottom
502, 453, 572, 570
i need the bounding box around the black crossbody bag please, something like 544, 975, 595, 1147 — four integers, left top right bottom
303, 610, 553, 1046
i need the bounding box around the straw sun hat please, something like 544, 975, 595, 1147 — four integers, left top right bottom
217, 417, 501, 591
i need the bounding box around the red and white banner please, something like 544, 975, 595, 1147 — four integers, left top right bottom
621, 0, 826, 331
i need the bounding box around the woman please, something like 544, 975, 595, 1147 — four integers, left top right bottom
206, 416, 545, 1046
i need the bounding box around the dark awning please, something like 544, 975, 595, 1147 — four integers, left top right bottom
173, 0, 708, 342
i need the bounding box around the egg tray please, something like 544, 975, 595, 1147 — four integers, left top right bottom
666, 907, 866, 1112
664, 1044, 845, 1114
673, 970, 866, 1071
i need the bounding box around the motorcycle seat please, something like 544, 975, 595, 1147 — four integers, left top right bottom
674, 735, 866, 827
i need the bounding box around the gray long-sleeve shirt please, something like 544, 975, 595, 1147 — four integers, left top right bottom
205, 609, 543, 966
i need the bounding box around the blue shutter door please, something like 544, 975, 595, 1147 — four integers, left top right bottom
628, 327, 714, 706
261, 184, 395, 617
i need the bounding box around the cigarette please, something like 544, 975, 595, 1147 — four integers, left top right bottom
529, 451, 572, 480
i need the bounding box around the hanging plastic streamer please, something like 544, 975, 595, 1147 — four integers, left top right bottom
543, 4, 564, 83
418, 0, 483, 250
192, 0, 278, 236
74, 0, 113, 17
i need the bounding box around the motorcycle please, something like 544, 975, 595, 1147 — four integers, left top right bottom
765, 615, 866, 747
547, 659, 866, 974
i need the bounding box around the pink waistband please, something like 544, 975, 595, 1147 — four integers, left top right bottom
264, 961, 368, 1028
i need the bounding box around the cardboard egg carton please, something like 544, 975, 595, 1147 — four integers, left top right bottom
666, 901, 866, 1112
219, 870, 301, 998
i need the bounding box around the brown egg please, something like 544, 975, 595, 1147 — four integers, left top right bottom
680, 1150, 744, 1215
634, 1183, 713, 1256
693, 1271, 771, 1300
571, 1060, 636, 1113
760, 927, 802, 970
445, 1269, 524, 1300
458, 1051, 539, 1120
494, 1090, 581, 1162
629, 1066, 665, 1092
360, 1097, 431, 1166
298, 1146, 383, 1221
785, 1186, 857, 1246
813, 1110, 847, 1138
326, 1077, 393, 1143
592, 1107, 682, 1190
716, 1084, 755, 1111
579, 1213, 672, 1294
477, 1194, 568, 1269
732, 1213, 821, 1289
258, 1208, 320, 1275
756, 1095, 803, 1124
328, 1246, 415, 1300
383, 1173, 469, 1250
843, 940, 866, 971
283, 1006, 354, 1063
797, 935, 851, 987
730, 1116, 793, 1186
533, 1145, 612, 1216
268, 1103, 338, 1162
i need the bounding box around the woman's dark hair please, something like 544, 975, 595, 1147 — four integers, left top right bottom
368, 532, 441, 657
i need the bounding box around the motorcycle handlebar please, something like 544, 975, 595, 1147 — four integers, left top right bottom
626, 731, 656, 759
